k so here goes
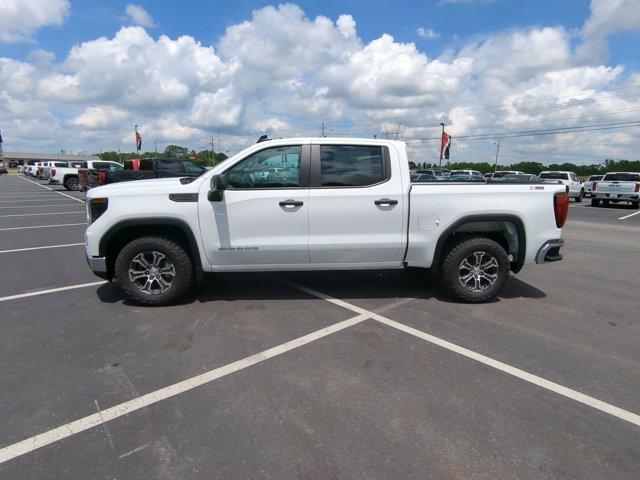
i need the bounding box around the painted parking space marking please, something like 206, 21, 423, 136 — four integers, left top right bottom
0, 281, 107, 303
0, 243, 84, 254
618, 211, 640, 220
0, 211, 85, 218
277, 277, 640, 429
0, 204, 79, 209
0, 313, 368, 464
0, 223, 86, 232
16, 175, 84, 204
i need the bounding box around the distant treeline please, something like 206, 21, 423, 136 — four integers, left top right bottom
98, 145, 228, 166
413, 159, 640, 176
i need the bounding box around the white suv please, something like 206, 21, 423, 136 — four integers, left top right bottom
539, 171, 582, 202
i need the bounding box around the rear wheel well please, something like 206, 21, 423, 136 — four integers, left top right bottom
435, 217, 525, 273
101, 223, 200, 280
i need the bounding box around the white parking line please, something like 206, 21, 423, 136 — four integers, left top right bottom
0, 281, 107, 303
0, 211, 84, 218
276, 277, 640, 428
0, 223, 86, 231
0, 243, 84, 254
0, 313, 368, 464
0, 204, 78, 209
16, 175, 84, 204
618, 211, 640, 220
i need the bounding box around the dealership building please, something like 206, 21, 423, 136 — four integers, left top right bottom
3, 152, 100, 164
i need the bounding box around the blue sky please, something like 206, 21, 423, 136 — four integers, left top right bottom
1, 0, 640, 163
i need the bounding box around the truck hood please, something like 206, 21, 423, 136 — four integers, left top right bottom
88, 176, 205, 197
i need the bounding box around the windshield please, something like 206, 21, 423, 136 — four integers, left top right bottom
602, 173, 640, 182
540, 172, 569, 180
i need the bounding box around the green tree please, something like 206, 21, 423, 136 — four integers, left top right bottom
164, 145, 188, 158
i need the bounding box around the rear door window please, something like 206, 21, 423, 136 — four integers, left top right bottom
319, 145, 387, 187
540, 172, 569, 180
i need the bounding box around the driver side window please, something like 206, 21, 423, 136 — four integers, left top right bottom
227, 145, 302, 188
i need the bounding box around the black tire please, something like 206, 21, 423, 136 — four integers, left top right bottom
591, 198, 600, 207
440, 236, 509, 303
115, 236, 194, 306
632, 201, 640, 209
63, 175, 80, 191
602, 199, 610, 207
575, 195, 582, 203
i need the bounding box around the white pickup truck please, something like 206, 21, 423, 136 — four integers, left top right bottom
84, 138, 568, 305
591, 172, 640, 208
50, 160, 123, 191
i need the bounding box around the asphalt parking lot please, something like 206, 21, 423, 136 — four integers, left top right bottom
1, 173, 639, 479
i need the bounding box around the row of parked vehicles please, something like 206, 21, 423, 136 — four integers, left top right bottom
410, 169, 640, 208
18, 157, 206, 190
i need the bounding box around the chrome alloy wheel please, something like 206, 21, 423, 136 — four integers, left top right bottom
128, 251, 176, 295
458, 251, 499, 293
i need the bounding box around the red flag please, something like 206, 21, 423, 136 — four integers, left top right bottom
440, 131, 451, 160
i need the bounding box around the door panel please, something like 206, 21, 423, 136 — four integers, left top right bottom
308, 145, 405, 264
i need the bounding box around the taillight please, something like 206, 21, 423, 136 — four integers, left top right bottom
635, 183, 640, 192
554, 193, 569, 228
592, 182, 597, 191
51, 169, 56, 177
98, 171, 107, 184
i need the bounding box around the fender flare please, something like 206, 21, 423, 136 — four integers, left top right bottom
432, 214, 527, 273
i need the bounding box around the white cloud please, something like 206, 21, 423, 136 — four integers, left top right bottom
583, 0, 640, 38
0, 0, 69, 43
416, 28, 441, 39
1, 3, 639, 164
125, 3, 155, 28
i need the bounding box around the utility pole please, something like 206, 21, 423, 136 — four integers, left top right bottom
217, 129, 221, 154
321, 122, 325, 137
439, 123, 445, 167
493, 139, 501, 172
210, 136, 216, 166
154, 140, 158, 158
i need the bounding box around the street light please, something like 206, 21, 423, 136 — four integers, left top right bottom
493, 139, 500, 173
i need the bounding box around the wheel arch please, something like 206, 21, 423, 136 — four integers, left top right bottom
433, 214, 526, 273
99, 218, 203, 281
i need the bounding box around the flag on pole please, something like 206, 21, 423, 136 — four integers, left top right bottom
440, 130, 451, 160
135, 125, 142, 151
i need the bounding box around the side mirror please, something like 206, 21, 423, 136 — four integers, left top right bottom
208, 173, 228, 202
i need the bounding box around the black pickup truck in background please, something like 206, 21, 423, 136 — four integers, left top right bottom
79, 158, 206, 190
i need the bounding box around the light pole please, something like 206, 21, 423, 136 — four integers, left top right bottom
493, 139, 500, 172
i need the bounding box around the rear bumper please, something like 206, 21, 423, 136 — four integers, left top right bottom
535, 239, 564, 264
595, 193, 638, 201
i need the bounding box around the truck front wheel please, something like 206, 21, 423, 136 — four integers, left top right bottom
441, 236, 509, 303
115, 236, 194, 305
63, 176, 80, 191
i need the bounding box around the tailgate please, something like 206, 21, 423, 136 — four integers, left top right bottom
598, 181, 636, 193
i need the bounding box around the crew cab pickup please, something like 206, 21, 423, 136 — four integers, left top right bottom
591, 172, 640, 208
539, 171, 582, 201
80, 158, 206, 191
84, 138, 568, 305
50, 160, 123, 191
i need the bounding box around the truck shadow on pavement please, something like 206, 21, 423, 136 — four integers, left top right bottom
96, 270, 546, 306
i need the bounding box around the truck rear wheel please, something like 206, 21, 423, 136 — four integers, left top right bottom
440, 236, 509, 303
64, 176, 80, 191
115, 236, 194, 306
591, 198, 600, 207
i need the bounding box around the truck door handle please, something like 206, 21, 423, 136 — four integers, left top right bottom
374, 198, 398, 206
279, 200, 304, 207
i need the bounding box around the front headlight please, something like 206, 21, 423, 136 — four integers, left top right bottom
88, 197, 108, 224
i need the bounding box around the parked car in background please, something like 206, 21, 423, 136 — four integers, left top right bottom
84, 137, 568, 305
539, 171, 582, 201
26, 162, 41, 177
49, 161, 114, 191
410, 173, 438, 182
491, 171, 525, 179
583, 175, 603, 197
41, 161, 70, 182
499, 174, 541, 183
592, 172, 640, 208
450, 169, 483, 177
9, 161, 18, 168
446, 172, 485, 182
415, 169, 448, 180
484, 172, 494, 179
80, 157, 205, 190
